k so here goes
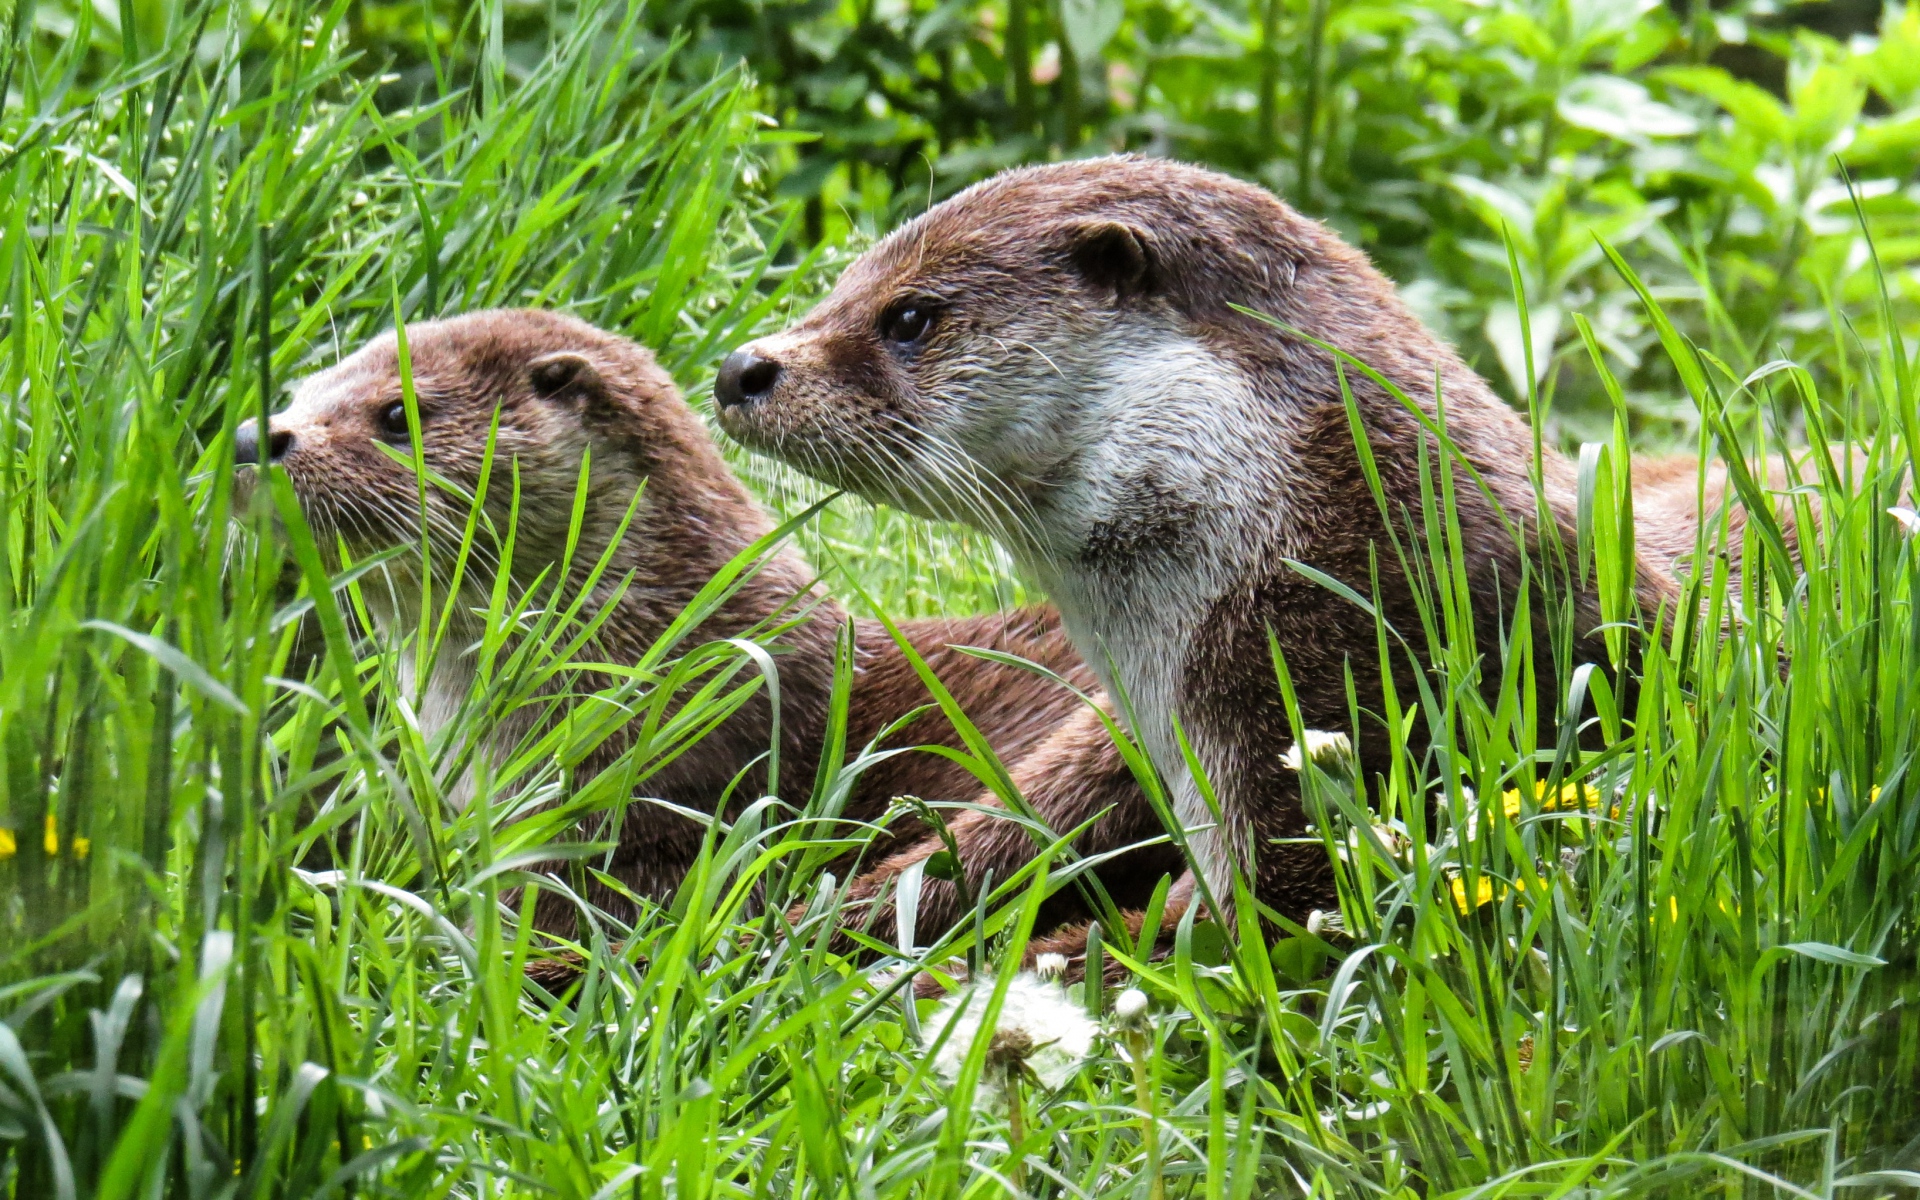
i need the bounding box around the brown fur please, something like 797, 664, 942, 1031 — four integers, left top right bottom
1633, 453, 1816, 587
242, 309, 1175, 944
719, 156, 1702, 930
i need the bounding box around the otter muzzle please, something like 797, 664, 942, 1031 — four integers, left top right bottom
714, 348, 780, 410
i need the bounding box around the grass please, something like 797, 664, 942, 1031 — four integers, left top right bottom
2, 2, 1919, 1198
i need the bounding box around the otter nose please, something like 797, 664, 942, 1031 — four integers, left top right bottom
715, 349, 780, 410
234, 420, 294, 465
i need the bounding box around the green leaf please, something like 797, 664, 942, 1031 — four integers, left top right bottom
1558, 75, 1697, 142
1061, 0, 1124, 64
81, 620, 248, 715
1774, 942, 1886, 969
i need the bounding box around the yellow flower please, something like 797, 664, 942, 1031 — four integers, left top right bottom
43, 814, 58, 856
1451, 874, 1502, 913
1500, 779, 1620, 820
1449, 870, 1550, 913
0, 827, 15, 860
72, 837, 90, 860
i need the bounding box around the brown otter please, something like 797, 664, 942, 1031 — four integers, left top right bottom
714, 155, 1696, 928
237, 308, 1179, 942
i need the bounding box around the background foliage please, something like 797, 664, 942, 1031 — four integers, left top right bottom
2, 0, 1919, 1197
333, 0, 1920, 440
29, 0, 1920, 434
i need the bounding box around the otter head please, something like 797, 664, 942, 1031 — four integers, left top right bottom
713, 156, 1384, 568
239, 309, 759, 606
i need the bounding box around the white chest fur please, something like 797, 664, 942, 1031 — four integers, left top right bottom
1002, 330, 1304, 902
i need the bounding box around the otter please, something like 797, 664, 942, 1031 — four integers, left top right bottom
237, 308, 1180, 942
714, 155, 1699, 927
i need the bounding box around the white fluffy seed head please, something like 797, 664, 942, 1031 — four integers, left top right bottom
1113, 987, 1150, 1027
1034, 953, 1068, 981
923, 973, 1099, 1110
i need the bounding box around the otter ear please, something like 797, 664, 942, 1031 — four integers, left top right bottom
1065, 220, 1154, 298
528, 351, 604, 401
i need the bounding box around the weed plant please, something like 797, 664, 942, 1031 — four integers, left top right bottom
3, 2, 1919, 1198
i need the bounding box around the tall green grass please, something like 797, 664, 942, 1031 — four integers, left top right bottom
3, 2, 1918, 1197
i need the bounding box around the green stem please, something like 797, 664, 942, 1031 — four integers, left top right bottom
1256, 0, 1283, 156
1296, 0, 1328, 210
1007, 0, 1034, 132
1127, 1030, 1163, 1200
1060, 16, 1081, 148
1007, 1067, 1028, 1194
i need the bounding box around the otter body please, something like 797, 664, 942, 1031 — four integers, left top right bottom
717, 156, 1686, 921
242, 309, 1175, 936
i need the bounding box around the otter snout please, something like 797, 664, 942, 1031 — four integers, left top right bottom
234, 419, 294, 465
714, 347, 780, 410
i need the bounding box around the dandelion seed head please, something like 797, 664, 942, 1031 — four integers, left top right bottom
1113, 987, 1149, 1026
923, 972, 1097, 1105
985, 1026, 1036, 1070
1034, 953, 1067, 981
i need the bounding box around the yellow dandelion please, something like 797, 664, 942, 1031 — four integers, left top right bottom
43, 814, 58, 856
72, 837, 90, 860
1450, 874, 1500, 913
1501, 779, 1621, 820
0, 827, 15, 860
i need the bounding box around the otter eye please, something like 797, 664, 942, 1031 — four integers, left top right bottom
881, 304, 934, 346
378, 401, 415, 440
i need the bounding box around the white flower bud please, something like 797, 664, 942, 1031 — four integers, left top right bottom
1281, 729, 1354, 772
1113, 987, 1149, 1026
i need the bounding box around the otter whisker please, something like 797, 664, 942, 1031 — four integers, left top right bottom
869, 414, 1049, 559
918, 433, 1049, 555
987, 335, 1068, 384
